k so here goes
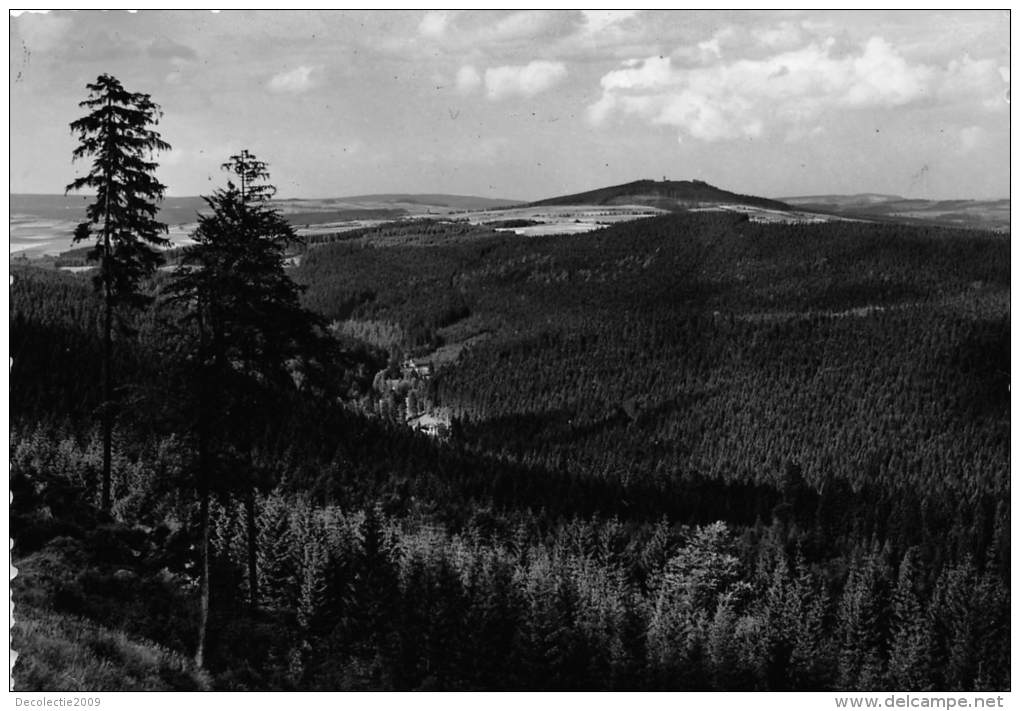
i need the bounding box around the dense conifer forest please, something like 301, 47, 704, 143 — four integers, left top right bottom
11, 203, 1009, 690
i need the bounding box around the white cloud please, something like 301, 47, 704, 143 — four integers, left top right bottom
267, 65, 319, 94
671, 32, 730, 66
588, 37, 975, 141
456, 65, 482, 94
670, 22, 813, 65
940, 55, 1008, 110
696, 38, 722, 59
582, 10, 638, 35
483, 11, 571, 45
843, 38, 934, 106
419, 11, 449, 38
408, 10, 577, 54
485, 60, 568, 100
757, 21, 808, 51
601, 54, 672, 91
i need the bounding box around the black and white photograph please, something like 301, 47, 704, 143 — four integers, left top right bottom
8, 9, 1011, 697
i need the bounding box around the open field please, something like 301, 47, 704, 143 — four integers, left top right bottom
9, 193, 519, 257
782, 194, 1010, 232
12, 188, 996, 262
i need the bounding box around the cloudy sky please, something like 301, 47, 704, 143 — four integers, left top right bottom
9, 10, 1010, 200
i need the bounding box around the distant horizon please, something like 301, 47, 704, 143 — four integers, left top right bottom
10, 11, 1008, 202
9, 179, 1011, 204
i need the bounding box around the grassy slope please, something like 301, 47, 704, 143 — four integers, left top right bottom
10, 492, 209, 691
12, 605, 211, 691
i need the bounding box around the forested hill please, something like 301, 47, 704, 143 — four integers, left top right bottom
528, 179, 793, 211
296, 211, 1009, 499
11, 209, 1010, 691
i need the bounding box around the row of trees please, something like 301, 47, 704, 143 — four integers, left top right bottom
204, 496, 1007, 691
61, 74, 328, 665
9, 424, 1009, 692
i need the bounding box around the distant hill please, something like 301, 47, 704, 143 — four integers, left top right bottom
11, 192, 519, 222
782, 193, 905, 208
529, 179, 793, 212
11, 194, 209, 225
321, 193, 521, 211
10, 192, 522, 255
782, 194, 1010, 231
11, 195, 212, 256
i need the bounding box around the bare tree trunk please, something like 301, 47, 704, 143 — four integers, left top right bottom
195, 296, 212, 669
246, 484, 258, 609
101, 279, 113, 512
195, 480, 210, 669
100, 93, 114, 514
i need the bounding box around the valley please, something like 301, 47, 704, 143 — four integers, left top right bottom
11, 180, 1011, 692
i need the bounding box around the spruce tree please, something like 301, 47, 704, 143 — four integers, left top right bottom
66, 73, 170, 512
168, 150, 325, 666
258, 491, 299, 609
837, 553, 889, 690
888, 549, 933, 690
929, 562, 979, 690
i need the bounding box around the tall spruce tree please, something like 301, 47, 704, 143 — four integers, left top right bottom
887, 549, 933, 690
168, 150, 324, 667
66, 74, 170, 512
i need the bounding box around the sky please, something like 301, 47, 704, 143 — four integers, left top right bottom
8, 9, 1011, 201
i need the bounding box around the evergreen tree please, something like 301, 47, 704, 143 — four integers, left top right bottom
837, 552, 889, 690
763, 555, 797, 689
888, 549, 933, 690
517, 554, 583, 690
707, 595, 759, 689
167, 150, 326, 666
342, 505, 401, 689
647, 522, 739, 689
970, 569, 1009, 691
789, 563, 835, 689
928, 562, 979, 690
258, 491, 299, 609
66, 73, 170, 512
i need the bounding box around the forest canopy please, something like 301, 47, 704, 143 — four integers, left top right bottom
9, 76, 1011, 693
